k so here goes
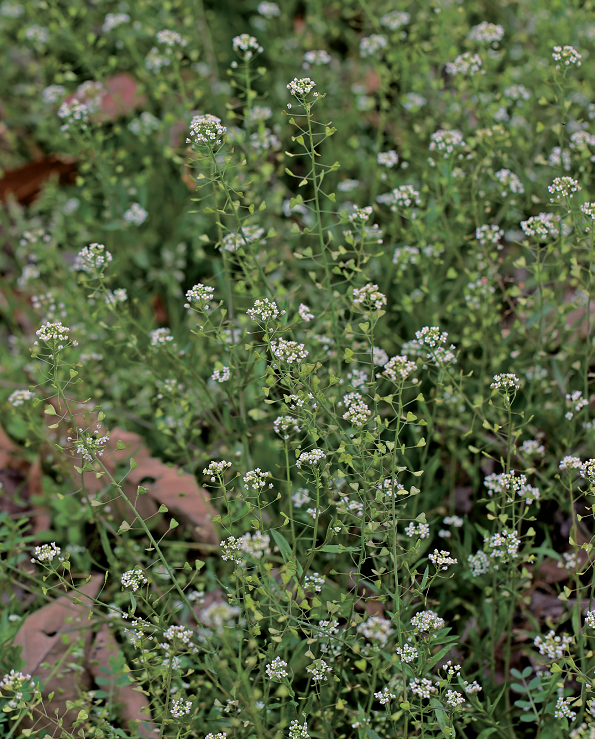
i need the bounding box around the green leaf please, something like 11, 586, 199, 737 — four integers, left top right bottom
158, 505, 168, 513
44, 405, 57, 415
195, 559, 205, 570
117, 521, 131, 534
271, 529, 293, 563
116, 440, 126, 450
130, 458, 138, 469
169, 518, 179, 529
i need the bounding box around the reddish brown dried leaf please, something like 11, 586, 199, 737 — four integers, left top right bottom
0, 156, 77, 204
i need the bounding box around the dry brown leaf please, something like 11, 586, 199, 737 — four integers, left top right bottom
0, 155, 77, 204
14, 575, 103, 733
88, 624, 154, 737
83, 427, 218, 545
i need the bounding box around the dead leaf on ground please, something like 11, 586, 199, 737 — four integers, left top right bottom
83, 427, 218, 546
0, 155, 77, 204
89, 623, 154, 737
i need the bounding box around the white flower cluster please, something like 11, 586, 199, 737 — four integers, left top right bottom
484, 530, 521, 567
580, 459, 595, 480
274, 415, 301, 439
35, 321, 76, 350
429, 549, 458, 570
249, 128, 280, 150
552, 45, 582, 68
374, 686, 397, 705
239, 531, 271, 559
57, 98, 92, 131
245, 105, 272, 124
341, 392, 371, 427
221, 536, 243, 564
247, 298, 284, 322
150, 328, 174, 347
164, 625, 193, 645
185, 283, 214, 311
303, 50, 331, 68
25, 24, 49, 44
170, 698, 192, 718
378, 150, 399, 167
257, 1, 280, 17
520, 439, 545, 456
504, 84, 531, 101
446, 52, 484, 76
266, 656, 288, 680
548, 176, 581, 200
203, 460, 232, 481
405, 522, 430, 539
352, 283, 387, 310
415, 326, 448, 347
446, 690, 466, 708
382, 184, 421, 209
468, 550, 490, 576
0, 670, 36, 708
468, 22, 504, 43
396, 643, 418, 662
348, 205, 373, 222
410, 677, 436, 698
298, 303, 315, 322
534, 630, 572, 659
306, 659, 332, 681
129, 111, 161, 136
8, 389, 35, 406
381, 10, 410, 30
121, 569, 148, 591
233, 34, 263, 59
243, 468, 273, 491
581, 202, 595, 219
410, 610, 445, 634
554, 696, 577, 720
464, 278, 495, 310
287, 77, 317, 96
123, 203, 148, 225
360, 34, 388, 57
381, 355, 417, 383
42, 84, 65, 103
73, 243, 112, 274
271, 339, 308, 363
464, 680, 482, 694
495, 169, 524, 195
569, 131, 595, 150
357, 615, 394, 646
585, 611, 595, 629
476, 224, 504, 246
186, 114, 227, 147
565, 389, 588, 419
304, 573, 325, 592
491, 373, 521, 392
484, 471, 539, 501
31, 542, 62, 564
520, 212, 560, 238
429, 129, 466, 156
296, 449, 326, 469
221, 225, 265, 252
156, 29, 186, 46
102, 12, 129, 32
289, 720, 309, 739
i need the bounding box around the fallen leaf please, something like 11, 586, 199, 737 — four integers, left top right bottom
0, 155, 77, 204
88, 623, 154, 737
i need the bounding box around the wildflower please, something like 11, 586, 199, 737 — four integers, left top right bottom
247, 298, 284, 322
468, 22, 504, 43
520, 213, 560, 238
233, 34, 263, 59
123, 203, 148, 225
73, 243, 113, 275
558, 551, 578, 570
585, 611, 595, 628
495, 169, 524, 196
468, 550, 490, 576
485, 530, 521, 565
375, 687, 397, 704
57, 99, 92, 131
150, 328, 174, 347
581, 459, 595, 480
270, 338, 308, 363
429, 549, 458, 570
25, 24, 49, 45
548, 176, 581, 201
31, 542, 62, 564
396, 643, 418, 662
273, 415, 301, 439
105, 289, 127, 306
360, 34, 388, 57
402, 92, 427, 111
186, 114, 227, 148
491, 373, 521, 392
203, 460, 232, 481
381, 11, 410, 30
476, 224, 504, 246
297, 303, 315, 322
221, 536, 243, 564
464, 680, 482, 694
381, 355, 417, 383
8, 389, 34, 406
559, 456, 582, 470
429, 129, 466, 156
411, 610, 445, 634
378, 150, 399, 167
292, 488, 310, 506
303, 50, 331, 68
581, 202, 595, 219
266, 656, 288, 680
258, 1, 280, 17
185, 283, 215, 311
404, 522, 430, 539
170, 698, 192, 718
306, 659, 332, 681
389, 184, 421, 208
42, 84, 65, 104
240, 531, 271, 559
520, 440, 545, 456
0, 671, 36, 708
446, 690, 465, 708
102, 13, 129, 32
129, 111, 161, 135
289, 720, 309, 739
504, 84, 531, 101
357, 615, 393, 646
243, 469, 273, 491
548, 146, 571, 171
0, 2, 23, 17
410, 678, 436, 699
296, 449, 326, 469
554, 696, 577, 720
164, 625, 193, 645
34, 321, 77, 351
306, 507, 322, 519
415, 326, 447, 347
348, 205, 373, 222
304, 573, 325, 592
206, 734, 228, 739
287, 77, 316, 97
372, 346, 389, 366
121, 569, 148, 591
444, 515, 463, 527
209, 366, 229, 383
221, 225, 265, 252
341, 392, 371, 426
552, 45, 582, 69
446, 52, 484, 76
352, 283, 387, 310
156, 29, 186, 46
